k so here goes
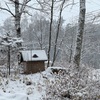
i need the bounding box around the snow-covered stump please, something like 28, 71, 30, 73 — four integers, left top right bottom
45, 61, 52, 69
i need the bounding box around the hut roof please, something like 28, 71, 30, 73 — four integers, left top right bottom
20, 50, 47, 61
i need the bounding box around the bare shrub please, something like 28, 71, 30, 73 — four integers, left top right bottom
43, 65, 100, 100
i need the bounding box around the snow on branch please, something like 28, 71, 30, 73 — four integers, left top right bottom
0, 34, 23, 47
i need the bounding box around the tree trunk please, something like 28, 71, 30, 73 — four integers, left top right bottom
51, 0, 65, 66
47, 0, 54, 67
7, 46, 10, 75
69, 44, 73, 63
15, 0, 22, 47
74, 0, 86, 67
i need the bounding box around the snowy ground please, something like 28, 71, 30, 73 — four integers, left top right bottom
0, 70, 53, 100
0, 67, 100, 100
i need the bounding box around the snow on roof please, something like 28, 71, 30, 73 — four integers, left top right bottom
20, 50, 47, 61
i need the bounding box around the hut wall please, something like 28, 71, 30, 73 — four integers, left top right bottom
24, 61, 45, 74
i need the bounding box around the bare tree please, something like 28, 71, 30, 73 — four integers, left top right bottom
0, 0, 31, 47
47, 0, 54, 67
74, 0, 86, 68
35, 0, 74, 67
51, 0, 66, 66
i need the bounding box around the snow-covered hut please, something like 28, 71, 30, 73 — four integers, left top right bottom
18, 50, 47, 74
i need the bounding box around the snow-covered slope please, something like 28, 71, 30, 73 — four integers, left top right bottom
0, 73, 47, 100
0, 67, 100, 100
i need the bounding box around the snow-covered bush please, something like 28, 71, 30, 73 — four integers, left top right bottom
23, 76, 32, 85
43, 65, 100, 100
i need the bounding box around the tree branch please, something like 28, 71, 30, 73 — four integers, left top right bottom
0, 6, 15, 17
20, 0, 31, 16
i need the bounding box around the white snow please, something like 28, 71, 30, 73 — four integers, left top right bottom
0, 73, 48, 100
89, 69, 100, 81
0, 66, 100, 100
0, 35, 23, 47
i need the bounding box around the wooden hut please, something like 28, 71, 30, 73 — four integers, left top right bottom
18, 50, 47, 74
